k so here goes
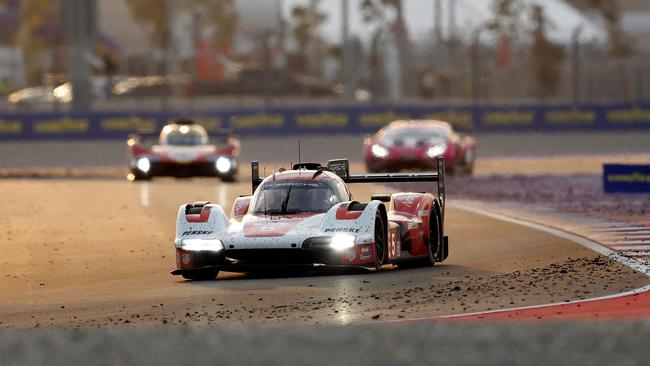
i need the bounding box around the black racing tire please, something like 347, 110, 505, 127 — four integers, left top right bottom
181, 269, 219, 281
395, 257, 430, 269
465, 163, 475, 176
129, 170, 151, 181
462, 149, 476, 176
427, 207, 443, 266
445, 165, 456, 176
220, 174, 238, 183
374, 211, 387, 271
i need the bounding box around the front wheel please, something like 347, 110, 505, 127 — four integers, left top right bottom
219, 173, 238, 183
182, 269, 219, 281
129, 170, 151, 181
373, 212, 387, 271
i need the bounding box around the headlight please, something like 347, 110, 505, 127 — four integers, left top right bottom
182, 239, 224, 252
425, 145, 448, 158
329, 235, 356, 251
371, 144, 389, 158
215, 157, 232, 173
136, 157, 151, 173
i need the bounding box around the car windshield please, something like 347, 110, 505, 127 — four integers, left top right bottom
253, 181, 341, 215
160, 126, 207, 146
382, 126, 448, 144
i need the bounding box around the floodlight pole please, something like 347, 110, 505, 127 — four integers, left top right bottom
434, 0, 442, 44
341, 0, 353, 102
571, 25, 583, 105
63, 0, 96, 111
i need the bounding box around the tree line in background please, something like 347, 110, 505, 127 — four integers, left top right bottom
0, 0, 643, 102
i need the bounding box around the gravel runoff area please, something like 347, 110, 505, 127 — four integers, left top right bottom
2, 322, 650, 366
396, 174, 650, 224
451, 175, 649, 223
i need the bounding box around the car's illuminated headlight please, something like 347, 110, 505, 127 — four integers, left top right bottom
425, 145, 448, 158
329, 235, 356, 251
182, 239, 225, 252
215, 157, 232, 173
371, 144, 390, 158
136, 157, 151, 173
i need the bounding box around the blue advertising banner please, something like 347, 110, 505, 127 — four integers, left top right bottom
0, 102, 649, 141
603, 164, 650, 193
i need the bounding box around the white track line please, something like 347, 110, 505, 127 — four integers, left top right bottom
450, 201, 650, 275
595, 227, 650, 232
604, 241, 650, 246
610, 245, 650, 251
413, 284, 650, 322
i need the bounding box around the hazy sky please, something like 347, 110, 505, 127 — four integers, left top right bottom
282, 0, 604, 43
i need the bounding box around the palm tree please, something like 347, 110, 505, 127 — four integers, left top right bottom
125, 0, 238, 70
290, 0, 327, 74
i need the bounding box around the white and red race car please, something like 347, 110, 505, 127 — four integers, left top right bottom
171, 158, 449, 280
127, 119, 240, 181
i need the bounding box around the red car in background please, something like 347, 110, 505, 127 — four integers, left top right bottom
364, 120, 476, 175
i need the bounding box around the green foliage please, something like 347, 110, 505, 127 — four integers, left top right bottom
125, 0, 238, 46
125, 0, 168, 46
291, 0, 327, 51
360, 0, 401, 23
530, 5, 564, 99
18, 0, 61, 83
574, 0, 634, 56
194, 0, 238, 44
485, 0, 524, 35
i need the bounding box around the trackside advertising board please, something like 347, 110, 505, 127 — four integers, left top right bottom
603, 164, 650, 193
0, 102, 649, 140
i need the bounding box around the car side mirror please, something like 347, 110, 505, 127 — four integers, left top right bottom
231, 196, 252, 219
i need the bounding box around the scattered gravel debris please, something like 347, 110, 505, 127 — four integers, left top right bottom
397, 175, 649, 223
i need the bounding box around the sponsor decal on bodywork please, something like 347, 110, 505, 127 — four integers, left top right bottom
324, 227, 361, 233
182, 230, 214, 236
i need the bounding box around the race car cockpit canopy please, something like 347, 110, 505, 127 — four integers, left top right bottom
252, 180, 344, 215
159, 122, 209, 146
251, 157, 447, 223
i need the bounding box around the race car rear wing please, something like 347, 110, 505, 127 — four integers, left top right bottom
250, 157, 446, 221
329, 158, 445, 221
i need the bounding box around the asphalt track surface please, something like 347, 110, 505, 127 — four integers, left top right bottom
1, 130, 650, 168
1, 131, 650, 364
1, 179, 647, 329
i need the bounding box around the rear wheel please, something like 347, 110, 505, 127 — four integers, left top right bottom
373, 212, 387, 271
462, 149, 475, 176
182, 269, 219, 281
427, 208, 442, 266
129, 170, 151, 181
